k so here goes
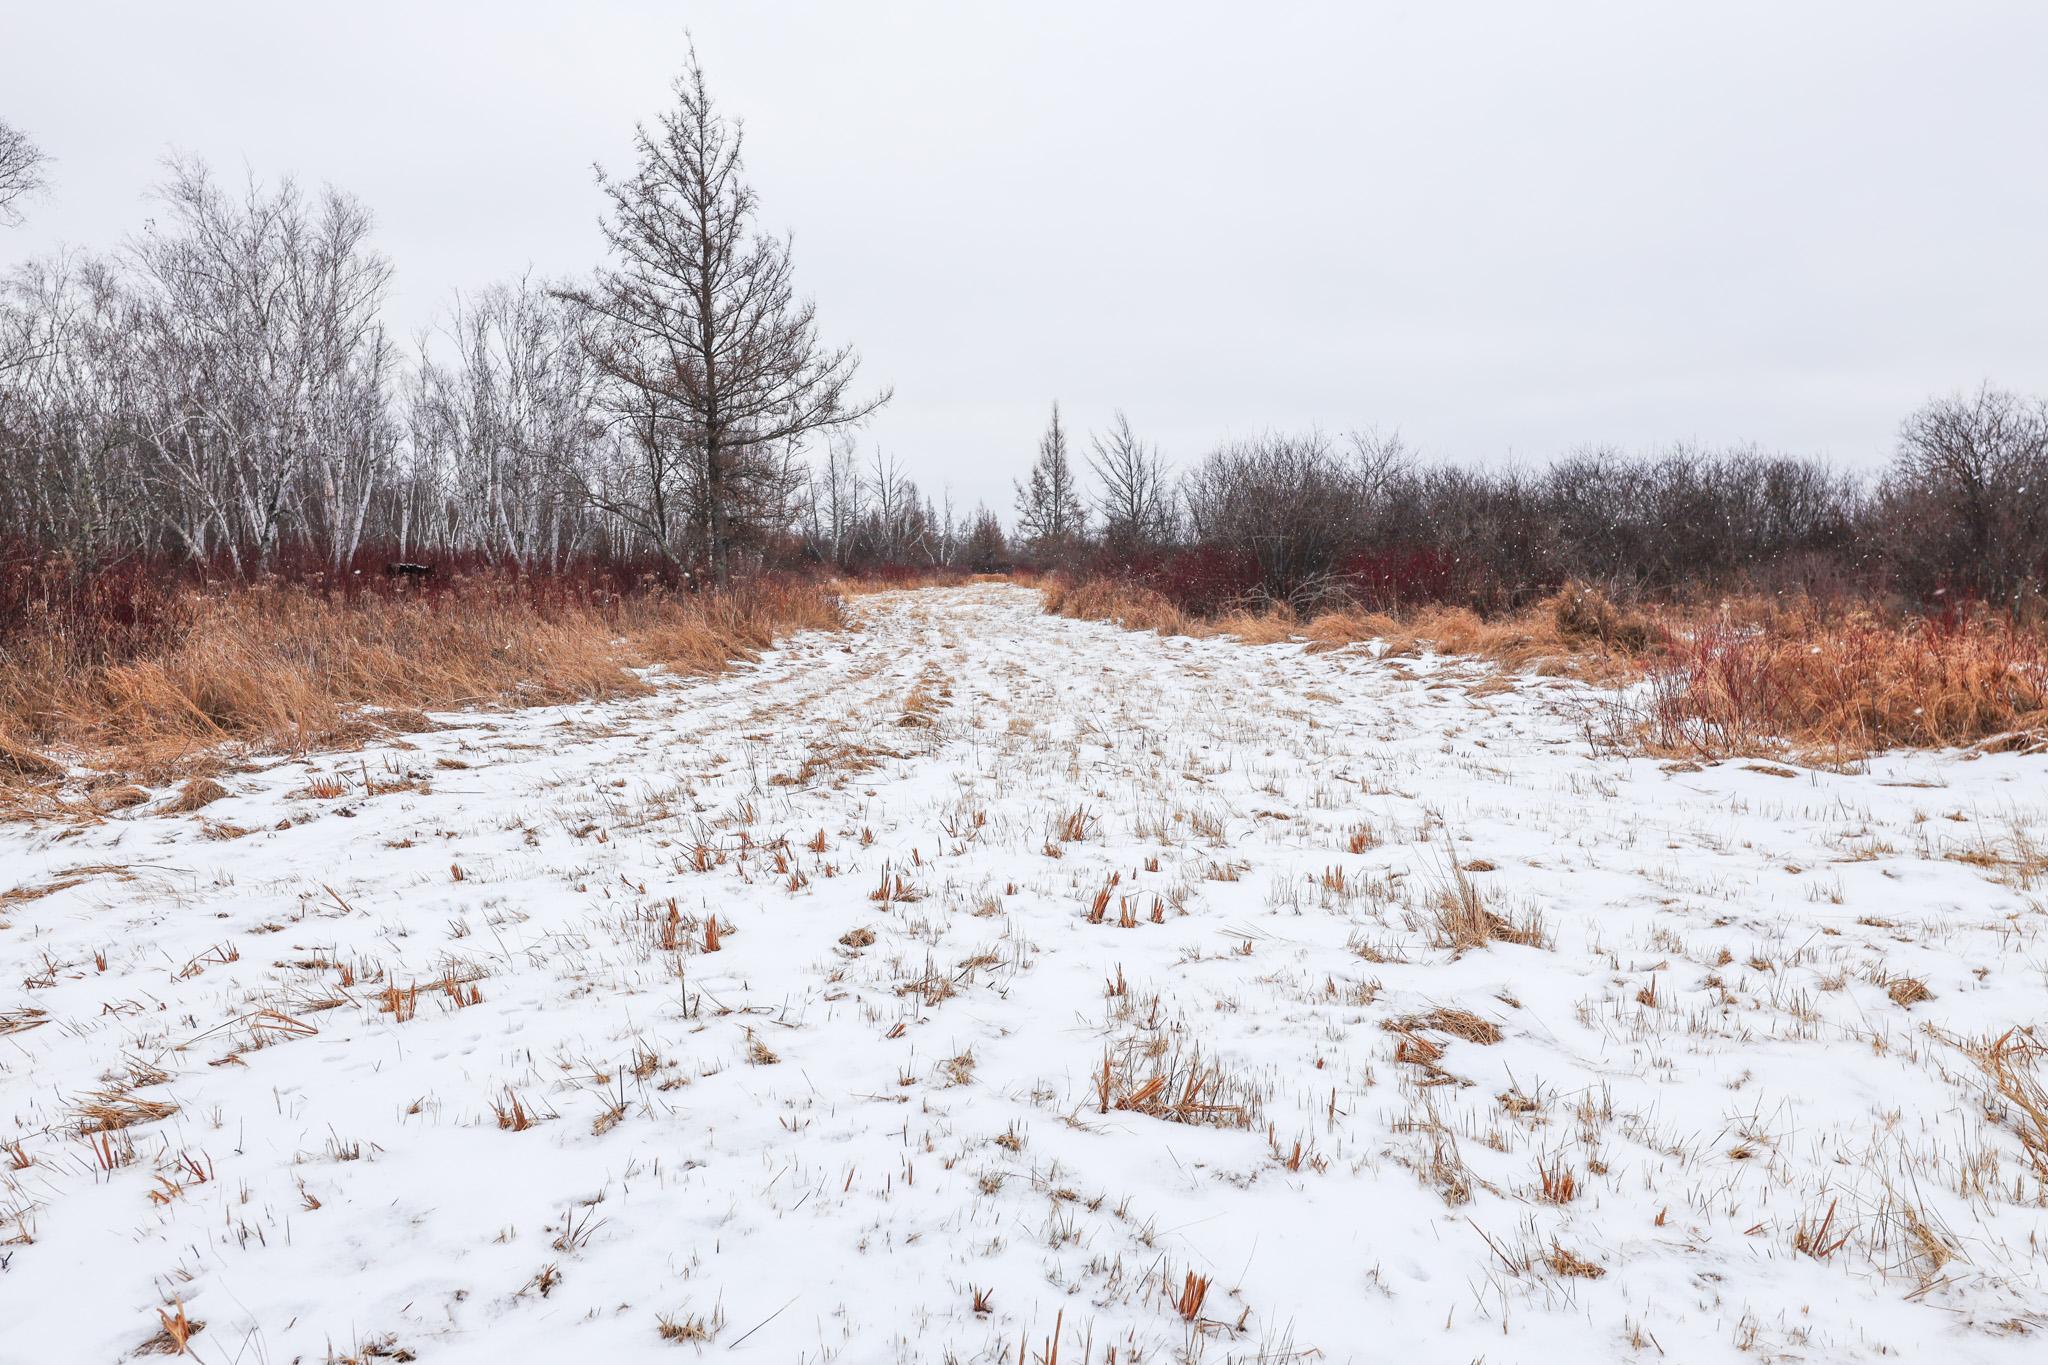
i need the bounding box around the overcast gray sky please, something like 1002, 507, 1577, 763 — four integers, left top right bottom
7, 1, 2046, 515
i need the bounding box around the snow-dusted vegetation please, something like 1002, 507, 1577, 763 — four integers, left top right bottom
5, 583, 2046, 1361
8, 9, 2048, 1360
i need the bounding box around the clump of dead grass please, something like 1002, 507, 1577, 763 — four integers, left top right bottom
1545, 1244, 1606, 1278
1211, 601, 1298, 644
1425, 859, 1549, 954
1043, 577, 1190, 636
1885, 975, 1934, 1008
1384, 1007, 1503, 1045
0, 728, 64, 779
1302, 607, 1400, 653
166, 778, 229, 813
73, 1091, 178, 1134
1094, 1035, 1258, 1128
1374, 583, 1658, 678
1551, 581, 1660, 653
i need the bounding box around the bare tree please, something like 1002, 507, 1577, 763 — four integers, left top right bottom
0, 252, 147, 558
1088, 410, 1171, 555
1347, 427, 1408, 499
1014, 402, 1087, 555
0, 119, 50, 227
866, 448, 939, 563
559, 49, 888, 584
931, 486, 958, 567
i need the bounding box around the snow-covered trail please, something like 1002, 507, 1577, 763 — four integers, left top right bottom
3, 583, 2046, 1363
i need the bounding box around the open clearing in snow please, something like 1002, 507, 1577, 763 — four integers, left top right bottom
4, 583, 2047, 1363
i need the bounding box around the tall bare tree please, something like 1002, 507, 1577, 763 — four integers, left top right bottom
0, 120, 54, 377
560, 50, 888, 584
0, 252, 145, 557
0, 118, 50, 228
1088, 410, 1171, 555
801, 433, 862, 566
1014, 402, 1087, 554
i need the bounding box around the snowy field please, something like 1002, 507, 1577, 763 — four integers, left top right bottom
4, 582, 2047, 1364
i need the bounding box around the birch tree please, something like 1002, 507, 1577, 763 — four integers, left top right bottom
413, 280, 598, 569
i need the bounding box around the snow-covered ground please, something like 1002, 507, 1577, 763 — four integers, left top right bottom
3, 583, 2046, 1364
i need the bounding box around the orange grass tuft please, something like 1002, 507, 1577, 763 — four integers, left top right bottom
1168, 1267, 1211, 1322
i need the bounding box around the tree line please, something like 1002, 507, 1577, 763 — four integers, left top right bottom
5, 62, 2044, 610
1012, 393, 2048, 611
0, 56, 941, 586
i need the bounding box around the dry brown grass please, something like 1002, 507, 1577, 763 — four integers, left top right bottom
1302, 607, 1400, 652
1051, 571, 2048, 757
1094, 1036, 1257, 1128
0, 577, 841, 789
73, 1091, 178, 1133
165, 778, 229, 813
656, 1310, 715, 1343
1546, 1244, 1606, 1278
1885, 976, 1934, 1008
1042, 576, 1191, 636
1644, 607, 2048, 759
835, 569, 1040, 597
1427, 858, 1549, 955
137, 1301, 202, 1356
0, 728, 64, 779
1302, 583, 1660, 680
1384, 1007, 1503, 1045
1212, 602, 1298, 644
1167, 1267, 1212, 1323
1949, 1026, 2048, 1180
1050, 574, 1659, 678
